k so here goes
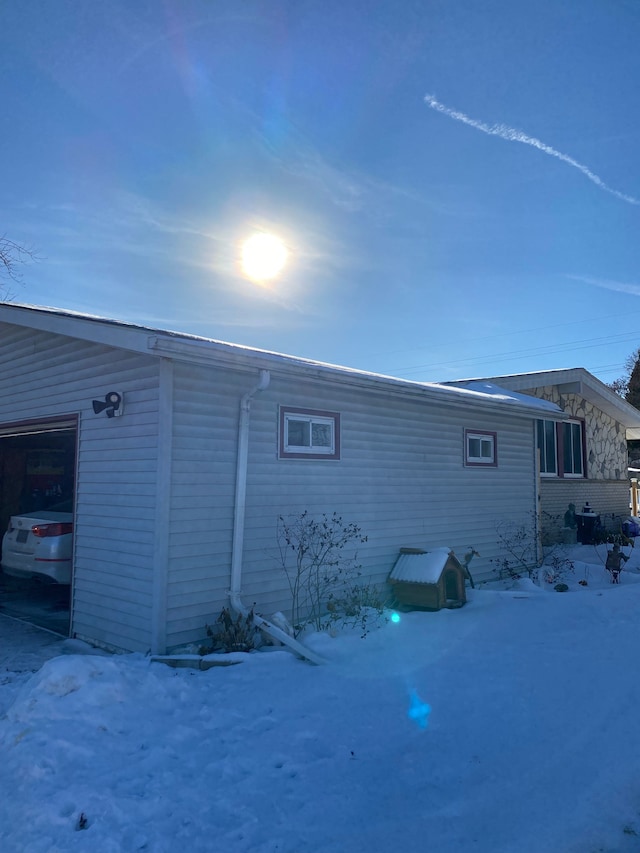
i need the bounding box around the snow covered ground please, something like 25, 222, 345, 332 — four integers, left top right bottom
2, 544, 640, 853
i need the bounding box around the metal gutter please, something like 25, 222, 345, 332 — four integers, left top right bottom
147, 336, 561, 421
0, 303, 561, 421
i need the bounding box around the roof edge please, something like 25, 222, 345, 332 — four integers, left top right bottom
0, 302, 561, 419
447, 368, 640, 429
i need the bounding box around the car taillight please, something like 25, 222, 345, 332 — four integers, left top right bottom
31, 523, 73, 538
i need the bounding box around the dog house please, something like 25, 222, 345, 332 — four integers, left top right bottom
389, 547, 467, 610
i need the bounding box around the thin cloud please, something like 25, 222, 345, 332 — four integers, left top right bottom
567, 273, 640, 296
425, 93, 640, 206
229, 97, 457, 220
271, 140, 454, 219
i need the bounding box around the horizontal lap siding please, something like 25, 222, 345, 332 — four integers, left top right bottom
243, 378, 534, 613
167, 364, 247, 646
0, 323, 160, 652
166, 365, 537, 648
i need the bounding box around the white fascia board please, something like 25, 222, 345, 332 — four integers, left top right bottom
0, 303, 152, 354
148, 335, 562, 420
0, 303, 561, 421
579, 375, 640, 429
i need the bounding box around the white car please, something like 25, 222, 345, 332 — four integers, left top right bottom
1, 500, 73, 584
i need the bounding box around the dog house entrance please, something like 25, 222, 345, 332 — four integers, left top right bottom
445, 570, 459, 602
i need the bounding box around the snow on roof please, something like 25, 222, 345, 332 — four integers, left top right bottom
448, 369, 640, 434
445, 380, 560, 413
390, 548, 457, 584
0, 303, 563, 418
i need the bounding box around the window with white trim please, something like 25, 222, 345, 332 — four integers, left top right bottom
464, 429, 497, 467
536, 418, 584, 478
279, 407, 340, 460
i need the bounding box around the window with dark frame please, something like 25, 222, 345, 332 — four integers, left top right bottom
562, 421, 584, 477
536, 418, 584, 478
464, 429, 497, 467
279, 407, 341, 460
537, 418, 558, 474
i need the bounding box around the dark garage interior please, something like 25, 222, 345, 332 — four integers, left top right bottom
0, 422, 76, 635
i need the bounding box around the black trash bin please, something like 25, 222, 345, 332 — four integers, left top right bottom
576, 511, 599, 545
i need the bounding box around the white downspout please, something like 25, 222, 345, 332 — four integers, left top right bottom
534, 438, 543, 567
230, 369, 270, 601
229, 370, 325, 665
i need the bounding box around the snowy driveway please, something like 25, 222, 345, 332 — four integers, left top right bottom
3, 548, 640, 853
0, 613, 65, 669
0, 614, 66, 714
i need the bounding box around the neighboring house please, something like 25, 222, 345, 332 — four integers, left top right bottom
448, 370, 640, 543
0, 304, 563, 654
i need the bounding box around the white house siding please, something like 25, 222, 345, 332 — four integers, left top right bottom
0, 323, 161, 653
166, 362, 246, 647
166, 362, 538, 649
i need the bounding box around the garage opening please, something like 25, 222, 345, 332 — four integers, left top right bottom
0, 417, 77, 636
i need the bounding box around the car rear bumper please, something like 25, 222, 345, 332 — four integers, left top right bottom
1, 557, 71, 584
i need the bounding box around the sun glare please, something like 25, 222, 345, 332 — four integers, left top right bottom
241, 232, 289, 282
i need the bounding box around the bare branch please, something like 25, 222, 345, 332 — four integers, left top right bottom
0, 236, 35, 280
0, 235, 39, 301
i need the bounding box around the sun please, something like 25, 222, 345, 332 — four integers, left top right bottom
241, 232, 288, 282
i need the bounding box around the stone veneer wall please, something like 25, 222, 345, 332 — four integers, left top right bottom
525, 386, 630, 543
527, 386, 628, 480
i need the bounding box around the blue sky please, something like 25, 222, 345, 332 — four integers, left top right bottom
2, 0, 640, 384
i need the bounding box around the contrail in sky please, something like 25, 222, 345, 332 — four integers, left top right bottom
567, 273, 640, 296
424, 93, 640, 206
